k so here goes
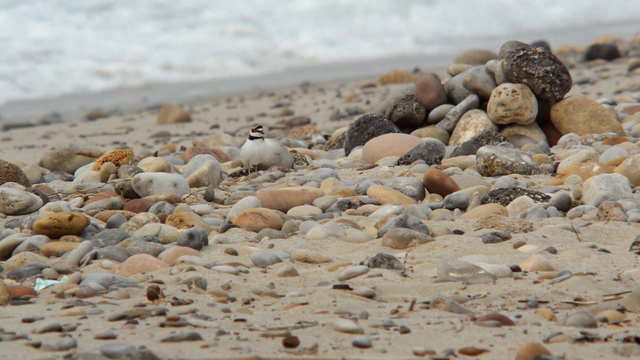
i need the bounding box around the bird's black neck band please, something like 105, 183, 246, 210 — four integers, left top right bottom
249, 135, 264, 141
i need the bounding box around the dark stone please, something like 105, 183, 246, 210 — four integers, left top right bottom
148, 201, 176, 217
382, 94, 427, 132
117, 165, 144, 179
584, 43, 620, 61
343, 114, 400, 155
105, 213, 127, 229
481, 187, 551, 207
6, 266, 42, 281
444, 71, 474, 105
26, 187, 49, 205
481, 231, 512, 244
530, 40, 551, 51
450, 130, 512, 157
502, 46, 572, 103
176, 227, 208, 251
91, 229, 130, 248
385, 177, 426, 202
160, 332, 203, 342
396, 138, 446, 166
114, 180, 140, 200
436, 94, 479, 133
325, 198, 358, 213
377, 214, 430, 237
365, 252, 404, 271
203, 185, 216, 202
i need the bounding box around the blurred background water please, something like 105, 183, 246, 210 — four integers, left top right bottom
1, 0, 640, 109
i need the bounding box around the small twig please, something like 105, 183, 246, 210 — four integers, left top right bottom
570, 221, 583, 242
409, 298, 416, 312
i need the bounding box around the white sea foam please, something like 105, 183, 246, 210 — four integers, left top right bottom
1, 0, 640, 105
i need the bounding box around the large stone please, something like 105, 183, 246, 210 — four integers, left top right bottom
233, 208, 284, 232
414, 73, 447, 111
462, 66, 497, 99
33, 212, 90, 239
584, 43, 620, 61
487, 83, 538, 125
550, 95, 624, 136
137, 157, 172, 173
182, 155, 222, 188
500, 122, 547, 148
362, 133, 423, 164
157, 103, 191, 124
502, 46, 572, 103
581, 173, 633, 207
367, 185, 417, 205
410, 125, 450, 145
343, 114, 400, 155
476, 145, 540, 177
255, 189, 317, 213
113, 254, 168, 277
165, 212, 212, 233
381, 94, 427, 132
0, 159, 30, 187
450, 130, 512, 157
0, 188, 43, 215
615, 154, 640, 186
39, 146, 97, 174
449, 110, 498, 146
460, 203, 508, 219
423, 169, 461, 197
436, 94, 479, 133
396, 139, 446, 166
132, 173, 190, 198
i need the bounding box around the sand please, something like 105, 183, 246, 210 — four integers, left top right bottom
1, 38, 640, 360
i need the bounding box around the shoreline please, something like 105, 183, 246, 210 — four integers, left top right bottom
2, 20, 639, 125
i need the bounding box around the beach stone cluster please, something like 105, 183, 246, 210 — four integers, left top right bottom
2, 34, 640, 359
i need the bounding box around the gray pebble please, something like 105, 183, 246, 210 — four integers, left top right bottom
481, 231, 512, 244
565, 311, 597, 328
176, 227, 209, 251
352, 336, 372, 348
443, 192, 470, 210
100, 343, 136, 359
250, 251, 283, 267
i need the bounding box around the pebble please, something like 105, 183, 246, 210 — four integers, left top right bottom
565, 311, 598, 328
0, 188, 43, 215
362, 133, 423, 164
250, 251, 284, 267
132, 173, 190, 198
331, 319, 364, 334
487, 83, 538, 125
176, 227, 209, 250
476, 145, 540, 176
100, 343, 137, 359
351, 336, 372, 348
449, 109, 498, 146
233, 208, 283, 232
337, 265, 370, 281
514, 342, 552, 360
381, 228, 434, 249
343, 114, 400, 155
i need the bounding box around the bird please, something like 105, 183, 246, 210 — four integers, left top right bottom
239, 124, 268, 174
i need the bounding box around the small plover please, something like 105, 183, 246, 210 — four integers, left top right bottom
240, 124, 268, 174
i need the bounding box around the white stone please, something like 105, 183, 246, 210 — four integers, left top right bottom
132, 173, 190, 197
0, 188, 43, 215
582, 173, 633, 207
337, 265, 370, 281
506, 195, 535, 217
227, 196, 261, 223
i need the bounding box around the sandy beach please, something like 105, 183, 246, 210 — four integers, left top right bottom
2, 32, 640, 360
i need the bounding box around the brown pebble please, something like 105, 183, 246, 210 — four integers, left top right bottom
515, 342, 552, 360
282, 335, 300, 348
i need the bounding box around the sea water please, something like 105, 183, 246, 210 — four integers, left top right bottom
1, 0, 640, 106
